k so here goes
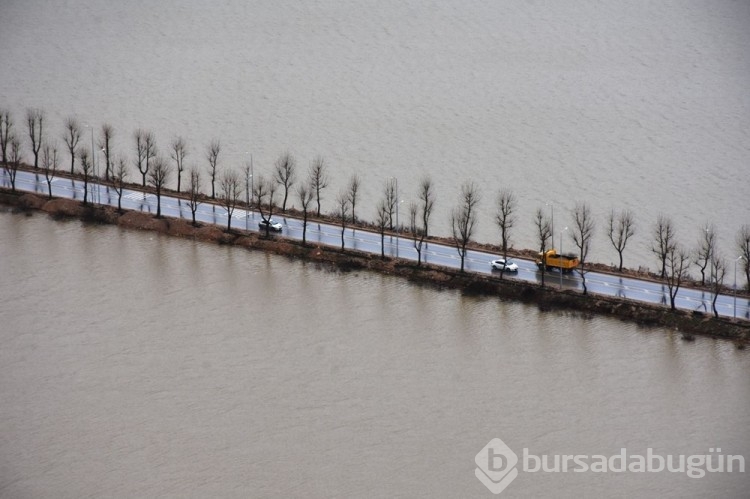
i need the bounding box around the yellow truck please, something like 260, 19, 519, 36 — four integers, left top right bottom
536, 249, 579, 273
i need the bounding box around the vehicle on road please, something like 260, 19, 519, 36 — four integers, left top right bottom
259, 219, 283, 232
491, 258, 519, 272
536, 249, 579, 272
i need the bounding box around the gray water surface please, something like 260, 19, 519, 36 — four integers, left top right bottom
1, 0, 748, 275
1, 212, 748, 497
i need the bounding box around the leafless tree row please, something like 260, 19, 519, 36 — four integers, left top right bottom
2, 106, 748, 306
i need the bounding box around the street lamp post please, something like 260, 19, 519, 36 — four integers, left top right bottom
560, 226, 568, 288
244, 152, 253, 230
546, 202, 554, 242
390, 176, 399, 257
85, 124, 98, 204
735, 256, 746, 319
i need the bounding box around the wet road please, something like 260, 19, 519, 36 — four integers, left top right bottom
5, 169, 749, 320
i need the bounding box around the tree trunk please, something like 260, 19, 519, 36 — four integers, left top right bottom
302, 212, 307, 245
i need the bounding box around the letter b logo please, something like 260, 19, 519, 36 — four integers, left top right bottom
475, 438, 519, 495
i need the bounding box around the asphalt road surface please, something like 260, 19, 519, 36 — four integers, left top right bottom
5, 170, 749, 320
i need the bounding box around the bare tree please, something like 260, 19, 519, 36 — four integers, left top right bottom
336, 191, 350, 249
534, 208, 553, 287
98, 123, 114, 180
384, 178, 397, 230
571, 201, 595, 295
63, 117, 82, 174
41, 141, 59, 198
206, 139, 221, 199
665, 244, 690, 310
274, 152, 296, 211
309, 156, 329, 216
709, 255, 727, 318
495, 188, 516, 272
652, 214, 676, 279
147, 157, 171, 218
607, 209, 635, 272
78, 147, 93, 205
134, 129, 148, 187
187, 168, 202, 226
170, 136, 188, 193
219, 170, 243, 231
375, 199, 389, 258
738, 225, 750, 291
4, 137, 21, 191
26, 108, 44, 168
296, 181, 314, 245
409, 203, 420, 259
347, 174, 361, 223
144, 131, 157, 185
410, 176, 435, 265
0, 109, 12, 164
694, 223, 716, 286
112, 156, 128, 212
254, 175, 277, 237
450, 182, 480, 272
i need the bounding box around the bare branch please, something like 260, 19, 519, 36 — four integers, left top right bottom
63, 117, 81, 174
534, 207, 553, 287
336, 191, 350, 249
347, 174, 361, 223
665, 244, 690, 310
99, 123, 114, 180
296, 180, 314, 245
571, 201, 595, 294
170, 136, 188, 193
206, 139, 220, 199
451, 182, 480, 272
41, 140, 60, 198
495, 188, 516, 264
411, 176, 435, 265
0, 109, 12, 164
309, 156, 329, 217
274, 152, 296, 211
710, 254, 727, 318
219, 169, 243, 231
607, 209, 635, 272
187, 168, 202, 226
737, 225, 750, 291
26, 108, 44, 168
652, 214, 676, 279
384, 178, 397, 231
694, 223, 716, 286
4, 136, 22, 191
147, 156, 171, 217
112, 155, 129, 212
78, 147, 93, 205
375, 199, 389, 258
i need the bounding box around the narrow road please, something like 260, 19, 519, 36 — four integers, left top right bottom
5, 170, 749, 320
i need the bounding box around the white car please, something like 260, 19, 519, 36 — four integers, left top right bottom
259, 219, 283, 232
491, 258, 519, 272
